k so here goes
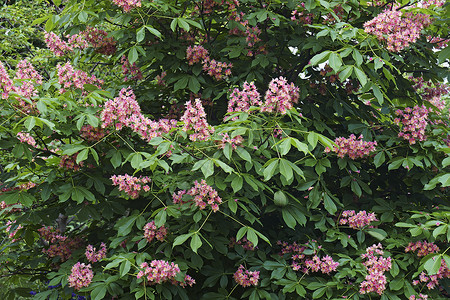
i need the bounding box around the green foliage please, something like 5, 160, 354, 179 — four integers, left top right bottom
0, 0, 449, 299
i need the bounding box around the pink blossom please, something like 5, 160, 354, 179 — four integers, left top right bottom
405, 241, 439, 257
56, 62, 103, 94
112, 0, 141, 12
17, 132, 37, 148
394, 105, 429, 144
85, 242, 107, 263
101, 87, 177, 143
180, 99, 214, 141
111, 174, 151, 199
359, 244, 392, 295
339, 210, 378, 229
121, 55, 143, 81
173, 179, 222, 212
226, 81, 262, 121
325, 134, 377, 159
233, 265, 260, 287
364, 5, 433, 52
143, 221, 168, 242
262, 77, 299, 114
68, 262, 93, 290
137, 260, 180, 284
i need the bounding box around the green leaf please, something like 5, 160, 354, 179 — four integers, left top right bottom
111, 151, 122, 168
328, 52, 342, 72
290, 138, 309, 154
174, 76, 189, 91
188, 77, 200, 93
136, 27, 145, 42
339, 66, 353, 82
78, 11, 88, 22
279, 159, 293, 182
91, 286, 107, 300
367, 228, 387, 241
263, 159, 278, 181
374, 151, 385, 168
352, 49, 363, 66
120, 260, 131, 277
76, 148, 89, 164
146, 26, 162, 39
323, 194, 337, 214
282, 208, 296, 229
354, 67, 367, 87
190, 234, 202, 253
372, 84, 383, 104
310, 51, 331, 66
128, 47, 139, 65
236, 226, 247, 241
246, 228, 258, 247
438, 45, 450, 63
214, 159, 234, 173
236, 147, 252, 162
201, 159, 214, 179
433, 225, 447, 238
307, 132, 318, 148
423, 255, 441, 275
173, 233, 194, 247
231, 175, 243, 193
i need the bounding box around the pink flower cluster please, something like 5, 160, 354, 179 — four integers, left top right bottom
303, 255, 340, 274
359, 243, 392, 295
5, 220, 23, 242
226, 81, 262, 121
394, 105, 429, 144
277, 241, 339, 274
1, 60, 42, 112
339, 210, 378, 229
80, 125, 107, 142
68, 262, 93, 290
413, 263, 450, 290
85, 242, 107, 263
405, 241, 439, 257
137, 260, 180, 284
217, 133, 244, 150
156, 71, 167, 86
186, 45, 209, 65
325, 134, 377, 159
291, 3, 314, 24
112, 0, 141, 12
59, 154, 84, 171
172, 179, 222, 212
364, 5, 433, 52
110, 174, 151, 199
56, 62, 103, 94
143, 221, 168, 242
17, 132, 37, 148
38, 226, 83, 261
410, 76, 449, 111
121, 55, 143, 81
0, 61, 14, 99
228, 12, 262, 49
261, 77, 299, 114
44, 32, 88, 56
179, 275, 196, 288
83, 27, 116, 55
233, 265, 260, 287
186, 45, 232, 80
229, 237, 256, 251
180, 99, 214, 141
101, 88, 177, 142
409, 294, 429, 300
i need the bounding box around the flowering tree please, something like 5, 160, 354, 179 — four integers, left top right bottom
1, 0, 449, 299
